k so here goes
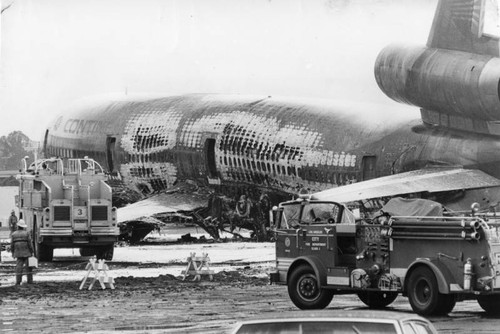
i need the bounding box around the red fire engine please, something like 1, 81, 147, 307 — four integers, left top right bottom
270, 196, 500, 315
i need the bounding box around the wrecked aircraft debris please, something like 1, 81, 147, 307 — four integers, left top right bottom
41, 0, 500, 241
115, 181, 282, 243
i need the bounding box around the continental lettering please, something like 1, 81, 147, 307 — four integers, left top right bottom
63, 119, 104, 135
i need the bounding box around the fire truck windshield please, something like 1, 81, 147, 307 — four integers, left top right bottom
302, 203, 341, 224
279, 201, 343, 228
281, 203, 302, 228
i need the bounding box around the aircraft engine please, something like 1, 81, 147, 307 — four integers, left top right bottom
375, 45, 500, 123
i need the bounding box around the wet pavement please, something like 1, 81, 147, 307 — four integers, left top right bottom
1, 267, 499, 333
0, 242, 499, 333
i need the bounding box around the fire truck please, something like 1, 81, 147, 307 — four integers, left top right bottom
269, 196, 500, 316
16, 157, 119, 261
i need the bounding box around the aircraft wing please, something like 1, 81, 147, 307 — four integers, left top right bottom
311, 168, 500, 203
117, 190, 210, 243
118, 192, 209, 223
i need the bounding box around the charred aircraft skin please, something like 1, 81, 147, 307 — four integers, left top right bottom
44, 94, 424, 196
43, 94, 500, 199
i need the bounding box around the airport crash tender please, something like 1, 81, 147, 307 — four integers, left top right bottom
16, 157, 119, 262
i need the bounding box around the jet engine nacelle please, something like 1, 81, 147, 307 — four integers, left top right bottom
375, 45, 500, 122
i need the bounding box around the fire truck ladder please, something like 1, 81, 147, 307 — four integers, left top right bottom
62, 180, 75, 219
78, 179, 92, 232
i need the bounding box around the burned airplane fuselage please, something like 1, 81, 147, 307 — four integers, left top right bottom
43, 94, 500, 199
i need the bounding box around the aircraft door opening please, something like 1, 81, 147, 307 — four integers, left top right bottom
361, 156, 377, 181
43, 130, 49, 157
205, 138, 217, 178
106, 137, 116, 173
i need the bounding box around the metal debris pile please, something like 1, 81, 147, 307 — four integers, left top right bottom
117, 182, 285, 243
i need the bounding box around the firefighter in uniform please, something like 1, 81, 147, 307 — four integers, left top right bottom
231, 195, 252, 232
235, 195, 251, 221
8, 210, 18, 236
10, 219, 34, 285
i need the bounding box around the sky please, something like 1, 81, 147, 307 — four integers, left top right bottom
0, 0, 437, 141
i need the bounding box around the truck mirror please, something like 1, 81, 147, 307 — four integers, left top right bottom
471, 202, 480, 216
351, 208, 361, 219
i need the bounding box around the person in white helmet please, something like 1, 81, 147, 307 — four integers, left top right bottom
10, 219, 34, 285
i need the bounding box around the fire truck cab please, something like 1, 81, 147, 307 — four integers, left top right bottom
16, 157, 118, 261
270, 196, 500, 316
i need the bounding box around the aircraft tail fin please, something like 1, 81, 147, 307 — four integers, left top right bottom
427, 0, 500, 56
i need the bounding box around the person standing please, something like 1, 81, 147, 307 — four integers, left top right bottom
235, 195, 251, 219
10, 219, 34, 285
8, 210, 18, 236
257, 194, 271, 228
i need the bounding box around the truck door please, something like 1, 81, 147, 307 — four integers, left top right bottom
276, 202, 304, 260
300, 202, 338, 267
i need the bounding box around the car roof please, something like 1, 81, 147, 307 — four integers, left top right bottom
236, 310, 429, 323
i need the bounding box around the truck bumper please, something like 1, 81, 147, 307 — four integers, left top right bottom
40, 227, 119, 236
38, 228, 118, 247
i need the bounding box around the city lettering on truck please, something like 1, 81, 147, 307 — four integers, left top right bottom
306, 236, 327, 250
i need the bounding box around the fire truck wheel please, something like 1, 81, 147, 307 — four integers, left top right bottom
79, 248, 92, 257
407, 266, 445, 315
97, 245, 114, 261
357, 291, 398, 309
436, 294, 456, 315
477, 295, 500, 315
33, 224, 53, 262
287, 265, 334, 309
36, 243, 53, 262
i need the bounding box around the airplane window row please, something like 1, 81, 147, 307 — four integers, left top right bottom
129, 167, 155, 177
219, 154, 357, 186
126, 152, 175, 164
46, 142, 357, 186
221, 156, 294, 176
219, 135, 301, 162
131, 133, 169, 151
